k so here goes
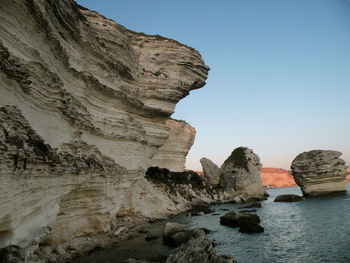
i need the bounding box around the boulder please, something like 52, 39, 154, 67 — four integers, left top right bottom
220, 147, 267, 199
274, 194, 303, 202
200, 158, 221, 186
163, 222, 203, 247
239, 202, 262, 209
220, 211, 263, 233
165, 230, 236, 263
291, 150, 348, 196
239, 222, 264, 233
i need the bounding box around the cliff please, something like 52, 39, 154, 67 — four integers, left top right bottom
260, 168, 297, 188
0, 0, 209, 259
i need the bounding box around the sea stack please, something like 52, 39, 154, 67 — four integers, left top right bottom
220, 147, 267, 200
291, 150, 348, 196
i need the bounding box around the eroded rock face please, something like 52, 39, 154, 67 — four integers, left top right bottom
220, 147, 266, 199
0, 0, 209, 257
151, 120, 196, 172
200, 157, 221, 186
291, 150, 348, 196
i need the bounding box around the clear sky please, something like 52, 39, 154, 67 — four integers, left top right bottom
76, 0, 350, 170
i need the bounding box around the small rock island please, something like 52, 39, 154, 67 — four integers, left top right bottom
291, 150, 348, 196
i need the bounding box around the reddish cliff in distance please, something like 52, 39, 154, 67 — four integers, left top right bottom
195, 167, 350, 189
260, 168, 297, 188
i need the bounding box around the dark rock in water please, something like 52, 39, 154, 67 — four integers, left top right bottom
239, 209, 257, 213
203, 207, 214, 214
247, 196, 267, 202
165, 230, 236, 263
200, 228, 212, 234
239, 202, 262, 209
274, 194, 303, 202
220, 211, 260, 227
0, 245, 25, 263
220, 208, 229, 211
145, 235, 158, 241
191, 212, 201, 216
220, 211, 263, 233
212, 213, 220, 216
239, 222, 264, 233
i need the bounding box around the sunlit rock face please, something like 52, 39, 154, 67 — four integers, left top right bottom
291, 150, 348, 196
0, 0, 208, 254
260, 168, 297, 189
220, 147, 266, 199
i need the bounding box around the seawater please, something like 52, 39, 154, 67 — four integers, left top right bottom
74, 183, 350, 263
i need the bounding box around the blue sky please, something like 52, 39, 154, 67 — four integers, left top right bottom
77, 0, 350, 170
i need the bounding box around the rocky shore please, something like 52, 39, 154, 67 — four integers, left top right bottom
0, 0, 267, 262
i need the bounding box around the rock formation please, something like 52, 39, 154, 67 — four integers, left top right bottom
274, 194, 303, 202
0, 0, 209, 259
291, 150, 348, 196
165, 229, 236, 263
220, 147, 267, 200
200, 157, 221, 186
219, 211, 264, 233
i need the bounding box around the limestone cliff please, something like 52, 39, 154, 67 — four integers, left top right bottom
0, 0, 209, 258
291, 150, 348, 196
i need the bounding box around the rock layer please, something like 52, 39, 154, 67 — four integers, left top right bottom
291, 150, 348, 196
0, 0, 209, 258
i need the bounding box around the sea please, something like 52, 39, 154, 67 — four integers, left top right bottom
74, 183, 350, 263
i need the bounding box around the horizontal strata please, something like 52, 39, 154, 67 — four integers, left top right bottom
291, 150, 348, 196
0, 0, 209, 256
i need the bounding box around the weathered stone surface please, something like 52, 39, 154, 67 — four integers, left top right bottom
220, 212, 264, 233
200, 157, 221, 186
0, 0, 209, 259
152, 120, 196, 172
220, 147, 266, 199
163, 223, 203, 247
274, 194, 303, 202
291, 150, 348, 196
165, 230, 236, 263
